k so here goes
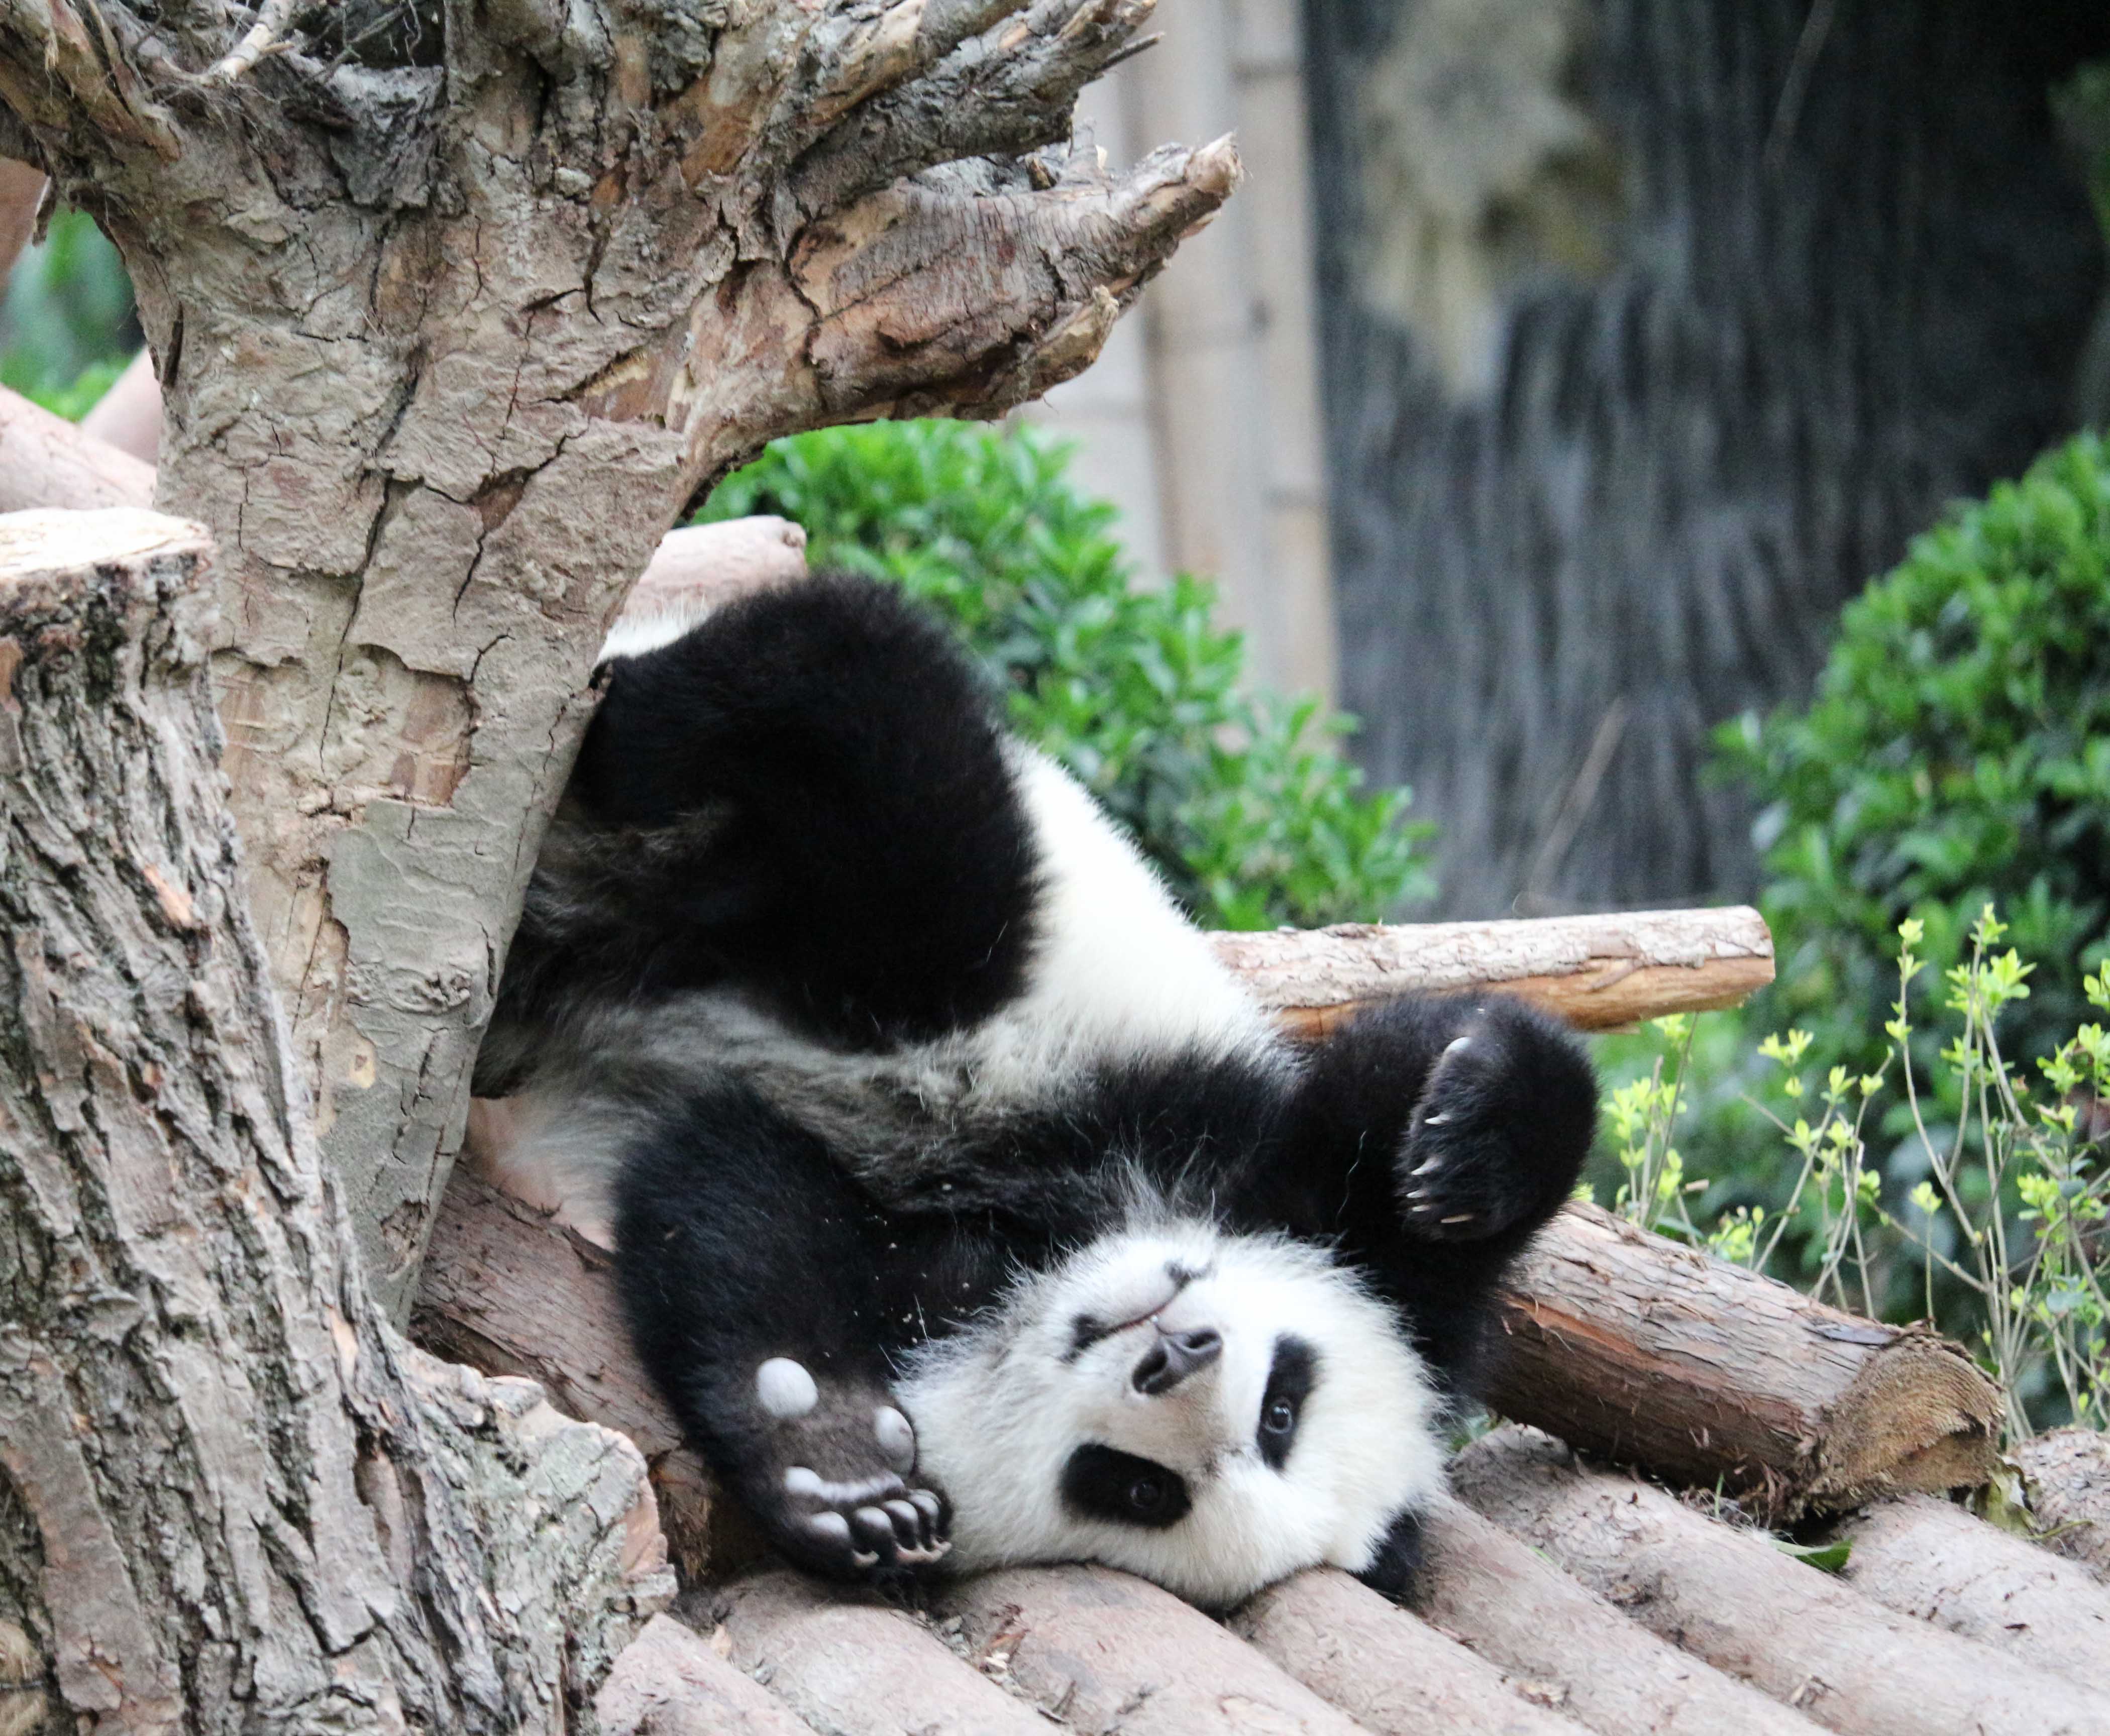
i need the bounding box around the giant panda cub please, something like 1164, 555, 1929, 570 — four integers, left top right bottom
472, 573, 1597, 1607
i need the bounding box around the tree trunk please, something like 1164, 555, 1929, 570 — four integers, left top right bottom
1453, 1428, 2110, 1736
1485, 1202, 2002, 1521
0, 512, 671, 1732
1303, 0, 2110, 915
0, 0, 1233, 1316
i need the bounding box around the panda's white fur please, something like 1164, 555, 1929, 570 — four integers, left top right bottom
898, 1225, 1444, 1605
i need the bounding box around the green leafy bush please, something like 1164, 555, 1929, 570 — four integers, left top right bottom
699, 420, 1434, 930
1719, 432, 2110, 1080
0, 209, 137, 414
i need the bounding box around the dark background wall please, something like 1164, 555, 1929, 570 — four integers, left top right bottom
1304, 0, 2110, 918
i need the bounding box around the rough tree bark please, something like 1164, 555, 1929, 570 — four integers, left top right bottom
0, 512, 672, 1732
0, 0, 1234, 1315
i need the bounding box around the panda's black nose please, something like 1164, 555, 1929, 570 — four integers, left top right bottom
1132, 1328, 1223, 1395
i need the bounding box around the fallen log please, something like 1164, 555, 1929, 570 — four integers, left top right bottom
1231, 1566, 1601, 1735
0, 387, 155, 514
1485, 1202, 2001, 1520
1453, 1427, 2110, 1736
1408, 1499, 1822, 1736
693, 1568, 1046, 1736
1213, 904, 1774, 1036
936, 1564, 1365, 1736
2014, 1428, 2110, 1584
595, 1612, 812, 1736
1832, 1494, 2110, 1694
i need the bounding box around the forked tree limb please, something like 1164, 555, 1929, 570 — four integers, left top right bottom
1454, 1429, 2110, 1736
0, 0, 1237, 1319
1484, 1203, 2002, 1522
0, 511, 671, 1730
1213, 904, 1775, 1035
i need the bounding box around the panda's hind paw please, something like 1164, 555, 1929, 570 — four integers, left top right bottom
784, 1471, 952, 1573
748, 1361, 953, 1579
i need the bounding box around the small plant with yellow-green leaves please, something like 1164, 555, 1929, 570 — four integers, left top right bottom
1603, 905, 2110, 1438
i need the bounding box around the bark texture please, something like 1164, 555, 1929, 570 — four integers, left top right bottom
0, 0, 1235, 1315
594, 1614, 814, 1736
935, 1564, 1365, 1736
2015, 1427, 2110, 1583
1305, 0, 2110, 915
693, 1570, 1048, 1736
0, 511, 671, 1732
1486, 1202, 2002, 1520
1212, 904, 1773, 1036
0, 387, 155, 514
1230, 1567, 1588, 1736
1454, 1428, 2110, 1736
1411, 1499, 1820, 1736
1833, 1495, 2110, 1694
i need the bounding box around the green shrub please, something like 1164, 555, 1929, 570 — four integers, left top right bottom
699, 420, 1434, 930
1719, 432, 2110, 1082
0, 209, 136, 413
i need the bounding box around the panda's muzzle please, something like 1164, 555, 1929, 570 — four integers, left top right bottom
1131, 1327, 1223, 1395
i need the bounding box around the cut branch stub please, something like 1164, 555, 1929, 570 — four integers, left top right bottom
1214, 904, 1775, 1036
0, 0, 1235, 1315
0, 509, 670, 1731
1485, 1202, 2002, 1521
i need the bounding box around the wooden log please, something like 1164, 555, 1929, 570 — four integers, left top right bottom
595, 1613, 814, 1736
1485, 1203, 2001, 1521
1230, 1567, 1594, 1735
77, 349, 160, 464
410, 1168, 716, 1578
0, 388, 155, 514
936, 1564, 1365, 1736
695, 1569, 1047, 1736
1410, 1500, 1822, 1736
1832, 1495, 2110, 1694
2014, 1428, 2110, 1584
1214, 904, 1774, 1036
1453, 1428, 2110, 1736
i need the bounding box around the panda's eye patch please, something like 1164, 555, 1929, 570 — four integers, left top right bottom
1060, 1444, 1192, 1530
1256, 1334, 1317, 1470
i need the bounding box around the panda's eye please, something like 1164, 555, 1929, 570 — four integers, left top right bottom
1061, 1444, 1191, 1530
1256, 1334, 1318, 1471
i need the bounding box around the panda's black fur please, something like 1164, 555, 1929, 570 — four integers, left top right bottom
473, 574, 1597, 1607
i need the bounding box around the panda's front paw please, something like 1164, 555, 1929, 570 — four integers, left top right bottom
750, 1358, 953, 1578
1395, 1005, 1578, 1241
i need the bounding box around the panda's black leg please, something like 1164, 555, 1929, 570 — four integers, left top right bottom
1276, 994, 1597, 1387
612, 1087, 953, 1582
556, 574, 1038, 1046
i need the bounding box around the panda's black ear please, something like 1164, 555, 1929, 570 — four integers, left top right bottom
1354, 1507, 1424, 1604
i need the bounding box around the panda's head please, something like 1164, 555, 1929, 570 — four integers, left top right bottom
899, 1226, 1445, 1605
